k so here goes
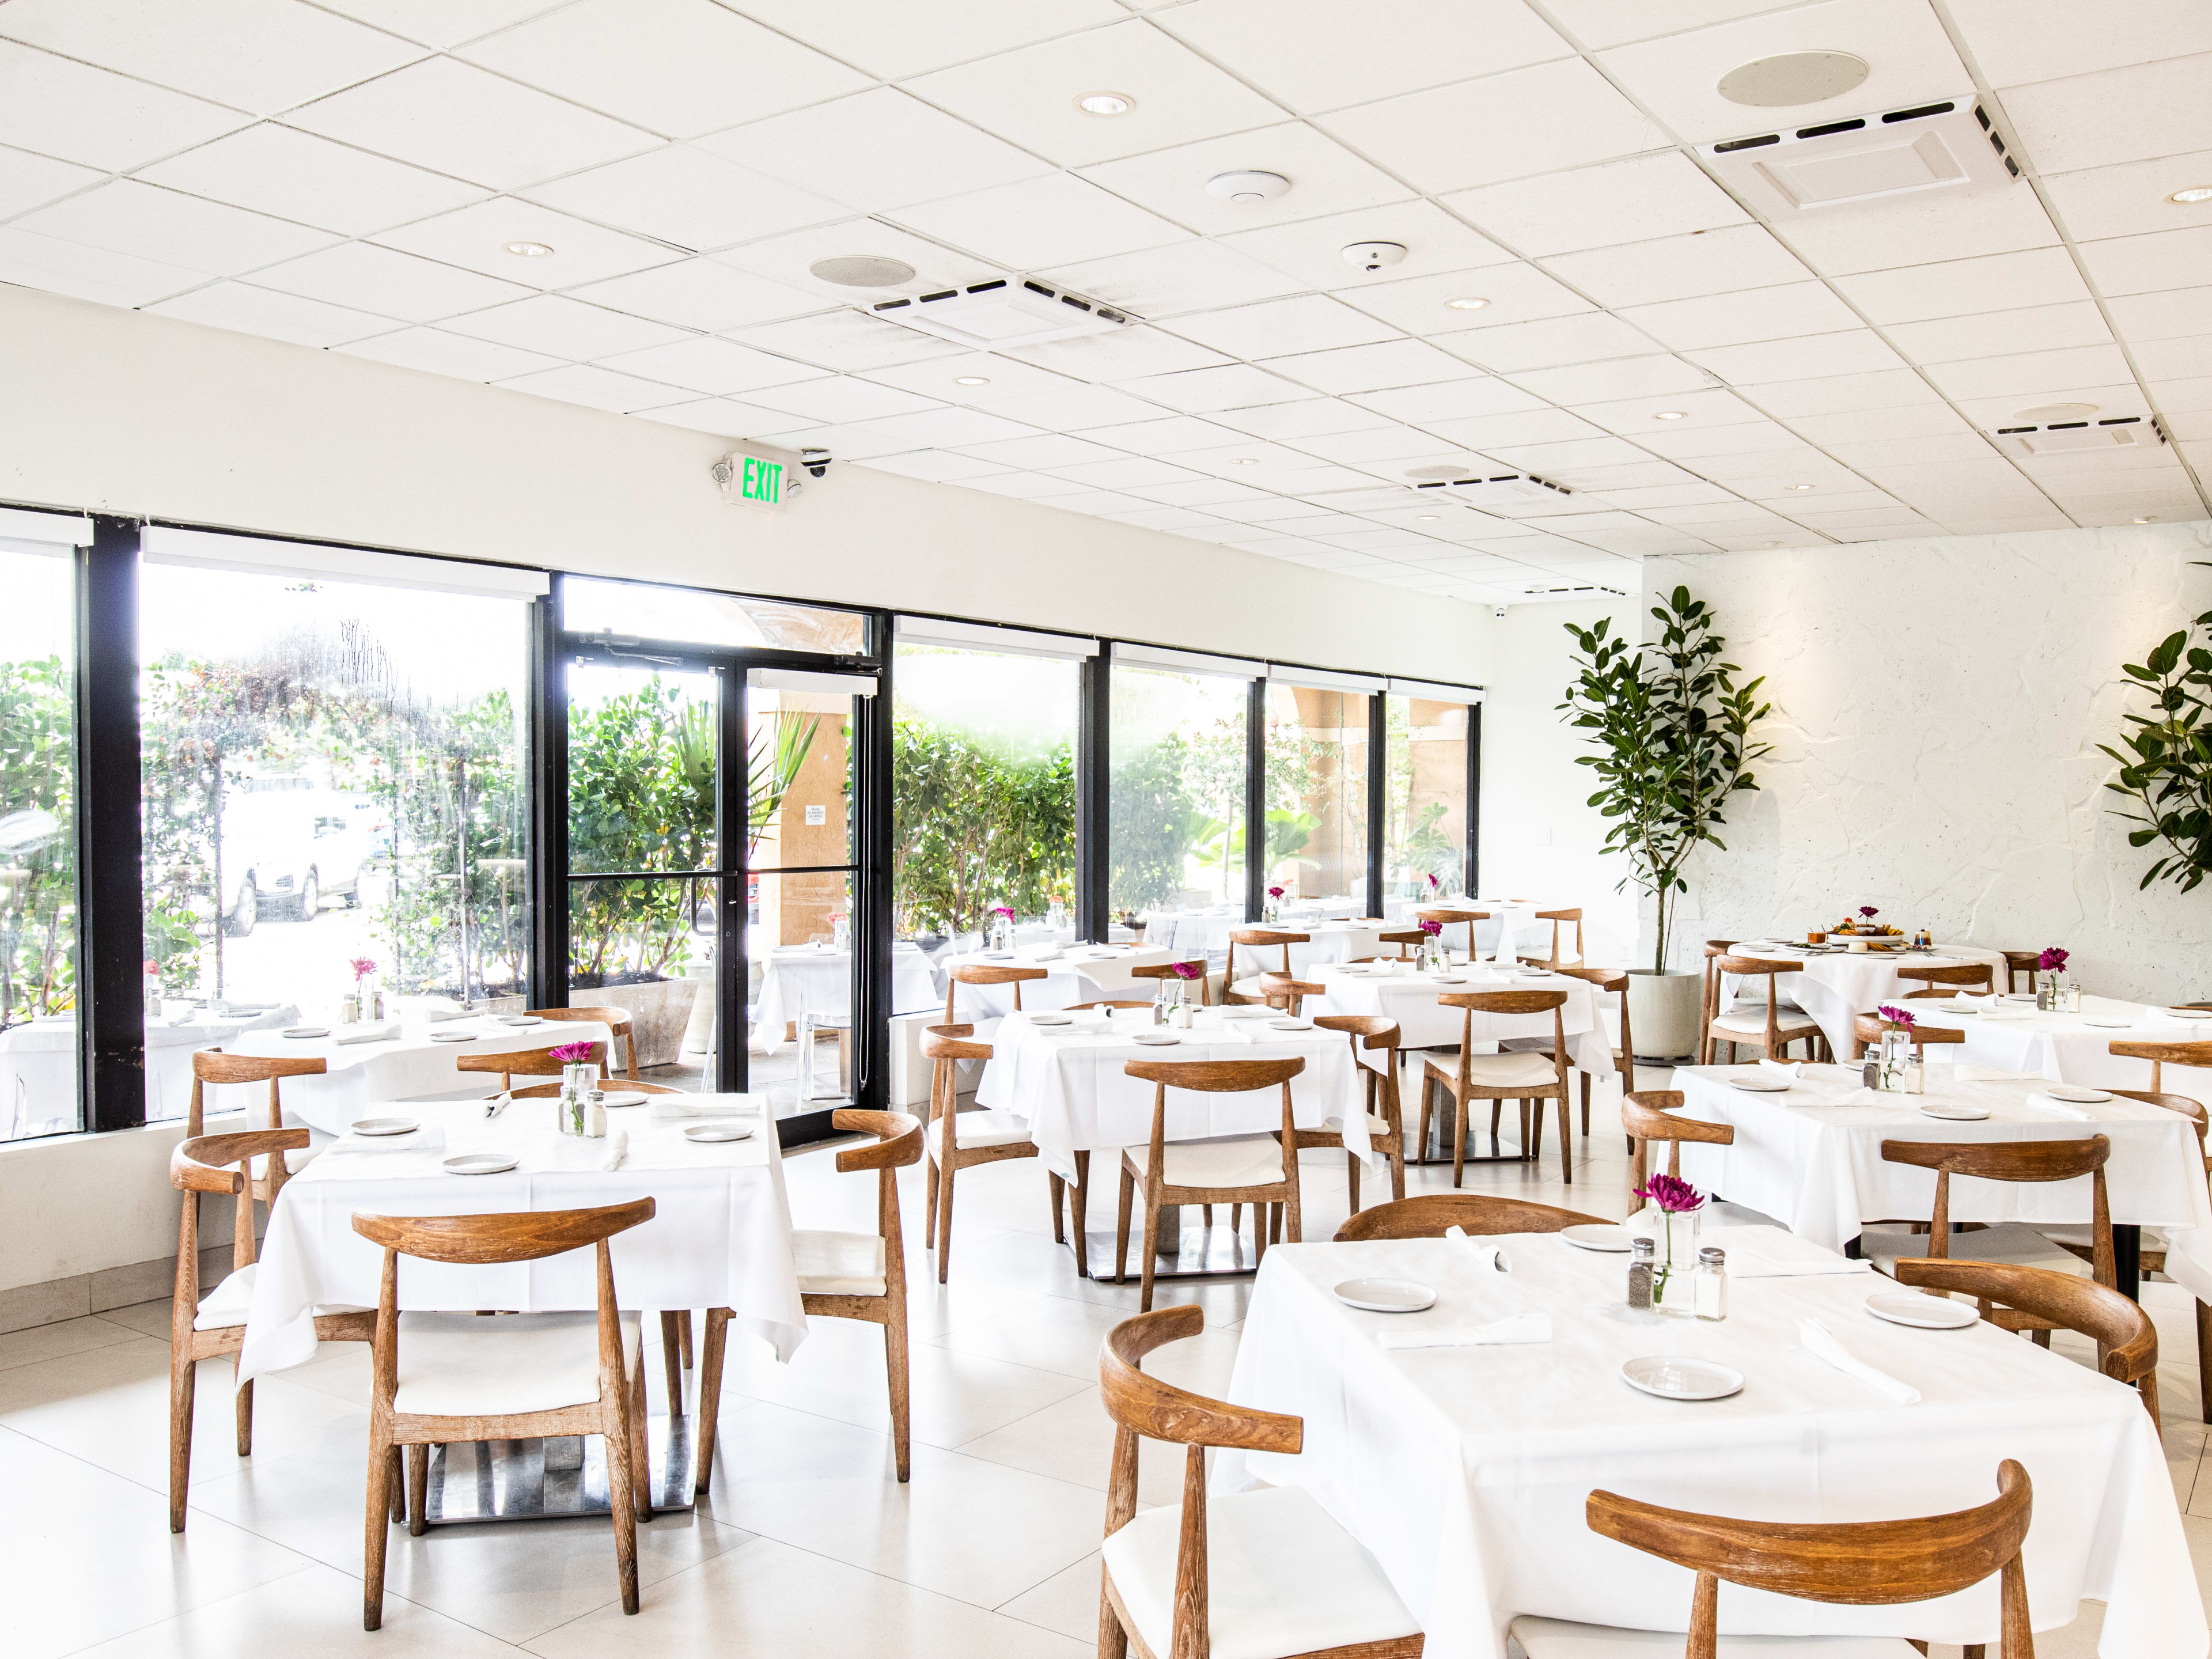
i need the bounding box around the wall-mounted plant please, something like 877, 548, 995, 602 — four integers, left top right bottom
2101, 596, 2212, 892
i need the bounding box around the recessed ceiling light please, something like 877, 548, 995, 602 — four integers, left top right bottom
2135, 516, 2154, 524
1075, 91, 1135, 116
1654, 410, 1687, 421
1787, 483, 1815, 491
1444, 296, 1490, 310
502, 241, 554, 257
2168, 186, 2212, 204
954, 376, 990, 386
1227, 457, 1261, 465
1415, 514, 1440, 521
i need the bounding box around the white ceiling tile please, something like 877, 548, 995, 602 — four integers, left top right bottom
1263, 338, 1482, 395
445, 294, 691, 359
0, 0, 423, 115
1206, 400, 1397, 440
1618, 283, 1864, 351
961, 468, 1092, 499
903, 19, 1283, 168
729, 309, 969, 372
1041, 239, 1304, 317
2077, 226, 2212, 298
1121, 476, 1274, 506
1923, 344, 2138, 401
828, 407, 1042, 457
699, 88, 1050, 216
1513, 355, 1713, 404
886, 172, 1188, 271
1479, 435, 1654, 469
2039, 151, 2212, 242
1823, 433, 2001, 468
1101, 505, 1237, 533
1540, 223, 1812, 307
1947, 384, 2145, 427
1421, 408, 1608, 449
969, 382, 1169, 429
859, 449, 1015, 483
1668, 426, 1828, 463
135, 123, 487, 238
2003, 54, 2212, 175
1782, 403, 1973, 444
1774, 185, 2059, 278
594, 336, 826, 395
337, 324, 563, 380
1078, 123, 1417, 238
1164, 294, 1397, 358
372, 198, 677, 286
859, 352, 1089, 406
12, 179, 335, 275
1831, 246, 2093, 324
1951, 0, 2212, 89
1345, 263, 1592, 335
1219, 199, 1514, 294
146, 279, 395, 346
286, 57, 653, 190
248, 240, 532, 321
745, 376, 945, 423
1744, 369, 1943, 416
1537, 1, 1801, 51
1683, 331, 1905, 384
1047, 456, 1202, 490
1446, 152, 1748, 257
0, 143, 103, 218
302, 1, 563, 50
1108, 362, 1310, 412
497, 362, 694, 413
566, 259, 822, 333
956, 433, 1126, 469
1575, 382, 1772, 429
2134, 336, 2212, 380
711, 219, 1004, 304
1887, 301, 2115, 366
1351, 377, 1551, 422
733, 0, 1122, 81
1321, 58, 1664, 194
457, 0, 868, 140
1597, 0, 1969, 145
1009, 327, 1230, 382
521, 145, 847, 253
1594, 482, 1743, 509
0, 41, 247, 171
1290, 424, 1480, 467
2108, 286, 2212, 343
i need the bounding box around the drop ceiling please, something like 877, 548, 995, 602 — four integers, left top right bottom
0, 0, 2207, 604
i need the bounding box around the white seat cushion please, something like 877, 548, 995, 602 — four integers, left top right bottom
1124, 1135, 1285, 1192
391, 1310, 639, 1418
1509, 1615, 1918, 1657
937, 1108, 1033, 1151
1104, 1485, 1421, 1659
1316, 1112, 1395, 1142
793, 1229, 888, 1297
1425, 1049, 1563, 1090
194, 1263, 367, 1331
1862, 1222, 2089, 1279
1710, 1009, 1820, 1038
1228, 975, 1276, 1001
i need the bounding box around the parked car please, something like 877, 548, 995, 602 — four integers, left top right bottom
218, 785, 376, 936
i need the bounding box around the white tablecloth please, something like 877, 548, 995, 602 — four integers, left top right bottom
1721, 942, 2013, 1060
1304, 962, 1614, 1074
751, 942, 940, 1051
975, 1006, 1370, 1180
1143, 907, 1248, 961
1909, 995, 2212, 1104
1217, 1229, 2203, 1659
1380, 897, 1555, 960
236, 1092, 806, 1383
942, 941, 1170, 1000
0, 1005, 300, 1136
1671, 1063, 2212, 1275
225, 1015, 612, 1135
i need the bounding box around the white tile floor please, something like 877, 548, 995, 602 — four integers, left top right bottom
8, 1068, 2211, 1657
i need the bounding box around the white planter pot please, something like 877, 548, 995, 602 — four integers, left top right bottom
1626, 968, 1703, 1063
594, 978, 700, 1070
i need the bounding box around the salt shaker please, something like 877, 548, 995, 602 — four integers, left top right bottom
585, 1090, 608, 1138
1627, 1236, 1656, 1310
1693, 1246, 1728, 1321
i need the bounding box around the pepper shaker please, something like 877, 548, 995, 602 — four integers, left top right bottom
1627, 1236, 1656, 1310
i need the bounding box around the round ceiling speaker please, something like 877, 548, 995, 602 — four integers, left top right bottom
1404, 464, 1479, 483
2010, 402, 2100, 423
1716, 51, 1871, 107
1206, 169, 1291, 204
809, 255, 917, 288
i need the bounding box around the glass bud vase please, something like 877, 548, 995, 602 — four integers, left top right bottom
990, 916, 1013, 953
558, 1063, 596, 1135
1630, 1203, 1704, 1315
1153, 981, 1183, 1025
2036, 970, 2058, 1012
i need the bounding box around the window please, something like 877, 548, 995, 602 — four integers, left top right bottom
1109, 664, 1249, 921
1264, 683, 1370, 908
563, 576, 867, 655
1385, 694, 1470, 900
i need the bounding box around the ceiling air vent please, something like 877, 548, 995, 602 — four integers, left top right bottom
1414, 474, 1573, 506
868, 278, 1134, 350
1987, 415, 2165, 457
1703, 99, 2017, 214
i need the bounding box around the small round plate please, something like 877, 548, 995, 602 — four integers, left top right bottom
2169, 1009, 2212, 1021
2084, 1020, 2131, 1029
2047, 1084, 2113, 1103
1865, 1290, 1980, 1330
444, 1153, 518, 1176
495, 1014, 541, 1027
599, 1090, 648, 1108
683, 1122, 755, 1143
2000, 993, 2038, 1003
1029, 1013, 1073, 1026
1268, 1018, 1312, 1031
351, 1116, 420, 1137
1431, 975, 1467, 986
1334, 1277, 1436, 1313
430, 1029, 475, 1043
1130, 1032, 1179, 1046
1943, 1002, 1983, 1016
1920, 1102, 1990, 1120
1622, 1355, 1744, 1401
1728, 1077, 1791, 1092
283, 1026, 330, 1039
1560, 1223, 1633, 1253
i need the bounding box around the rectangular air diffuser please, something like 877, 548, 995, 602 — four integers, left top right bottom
1988, 417, 2162, 457
869, 279, 1131, 350
1703, 101, 2017, 214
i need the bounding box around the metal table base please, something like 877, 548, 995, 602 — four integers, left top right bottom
1081, 1206, 1270, 1281
421, 1413, 695, 1525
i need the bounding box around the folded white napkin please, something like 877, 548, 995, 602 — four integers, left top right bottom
1443, 1226, 1509, 1274
426, 1007, 474, 1024
336, 1023, 401, 1047
1800, 1317, 1919, 1405
1758, 1058, 1802, 1081
599, 1127, 627, 1171
482, 1090, 512, 1119
328, 1126, 446, 1156
2025, 1092, 2097, 1120
1377, 1311, 1551, 1351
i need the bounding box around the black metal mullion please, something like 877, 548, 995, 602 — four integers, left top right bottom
527, 584, 567, 1009
1366, 692, 1387, 917
715, 666, 748, 1096
858, 630, 893, 1115
79, 517, 145, 1133
1244, 677, 1266, 922
1077, 647, 1111, 941
1466, 700, 1483, 898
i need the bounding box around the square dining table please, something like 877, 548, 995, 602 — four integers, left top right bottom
1718, 940, 2013, 1060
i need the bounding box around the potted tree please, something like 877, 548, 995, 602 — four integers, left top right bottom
1560, 586, 1771, 1059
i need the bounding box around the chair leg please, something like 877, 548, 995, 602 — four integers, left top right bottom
1488, 1097, 1503, 1158
168, 1349, 196, 1533
629, 1350, 653, 1522
1580, 1071, 1591, 1137
1286, 1177, 1302, 1247
1346, 1150, 1362, 1215
1202, 1204, 1214, 1228
1070, 1152, 1090, 1279
1453, 1092, 1468, 1188
603, 1388, 642, 1618
659, 1312, 685, 1417
885, 1312, 912, 1483
1416, 1069, 1434, 1165
936, 1154, 956, 1283
678, 1311, 693, 1370
923, 1155, 940, 1249
1048, 1170, 1065, 1244
695, 1308, 731, 1494
406, 1444, 429, 1536
1557, 1097, 1573, 1182
388, 1446, 406, 1524
1138, 1193, 1160, 1313
362, 1427, 393, 1631
234, 1377, 254, 1457
2197, 1298, 2212, 1425
1115, 1167, 1134, 1283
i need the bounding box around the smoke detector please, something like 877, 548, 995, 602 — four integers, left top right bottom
1703, 99, 2017, 214
1207, 170, 1290, 204
1341, 240, 1407, 272
1987, 414, 2164, 457
869, 278, 1133, 350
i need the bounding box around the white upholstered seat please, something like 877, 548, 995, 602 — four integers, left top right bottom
1861, 1222, 2088, 1279
1709, 1009, 1821, 1039
938, 1108, 1033, 1150
194, 1263, 366, 1331
390, 1310, 640, 1417
1423, 1049, 1564, 1090
793, 1228, 889, 1296
1508, 1616, 1918, 1657
1103, 1484, 1421, 1659
1227, 975, 1277, 1002
1123, 1136, 1285, 1191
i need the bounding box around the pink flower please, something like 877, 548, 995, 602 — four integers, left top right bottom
1267, 885, 1285, 899
2039, 946, 2069, 972
349, 957, 377, 979
547, 1040, 595, 1065
1418, 919, 1443, 937
1858, 906, 1878, 919
991, 906, 1014, 919
1876, 1003, 1915, 1029
1171, 960, 1203, 981
1426, 873, 1440, 890
1634, 1172, 1706, 1214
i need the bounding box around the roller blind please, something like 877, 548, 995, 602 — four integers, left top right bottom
142, 525, 549, 600
895, 615, 1097, 660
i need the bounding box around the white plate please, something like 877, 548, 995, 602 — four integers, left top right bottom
1431, 976, 1467, 986
599, 1090, 648, 1108
1029, 1013, 1073, 1026
444, 1153, 518, 1176
350, 1116, 419, 1137
1865, 1291, 1980, 1331
683, 1122, 755, 1143
2169, 1009, 2212, 1020
430, 1029, 475, 1043
2046, 1084, 2113, 1103
1728, 1077, 1791, 1093
1268, 1018, 1312, 1031
283, 1027, 329, 1039
1130, 1032, 1180, 1046
1334, 1277, 1437, 1313
1920, 1102, 1990, 1120
2000, 993, 2038, 1003
495, 1015, 541, 1027
1621, 1355, 1744, 1402
2084, 1020, 2131, 1029
1560, 1223, 1633, 1253
1943, 1002, 1982, 1016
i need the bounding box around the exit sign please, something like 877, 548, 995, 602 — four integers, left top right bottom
737, 453, 783, 505
714, 444, 802, 512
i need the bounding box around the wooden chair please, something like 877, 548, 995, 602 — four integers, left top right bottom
1702, 955, 1828, 1065
1862, 1136, 2114, 1343
1256, 971, 1324, 1014
355, 1198, 656, 1630
530, 1005, 639, 1080
921, 1024, 1052, 1281
166, 1130, 375, 1533
1334, 1192, 1604, 1241
184, 1050, 329, 1203
1620, 1089, 1734, 1194
1115, 1058, 1305, 1312
695, 1109, 923, 1490
1097, 1305, 1424, 1659
1896, 1258, 2161, 1429
457, 1041, 607, 1092
1299, 1014, 1407, 1213
1070, 999, 1157, 1011
1224, 927, 1309, 1005
510, 1079, 681, 1099
2001, 950, 2044, 994
1509, 1461, 2032, 1659
1130, 960, 1210, 1005
1416, 907, 1482, 960
1376, 929, 1426, 959
1849, 1013, 1969, 1060
1419, 990, 1574, 1185
1896, 961, 1994, 997
944, 961, 1047, 1022
2108, 1037, 2212, 1092
1521, 965, 1633, 1139
1519, 907, 1584, 968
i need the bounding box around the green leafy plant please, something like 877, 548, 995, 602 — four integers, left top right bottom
891, 715, 1073, 937
1560, 585, 1772, 972
2101, 597, 2212, 891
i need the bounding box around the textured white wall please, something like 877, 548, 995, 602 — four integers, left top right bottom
1643, 522, 2212, 1003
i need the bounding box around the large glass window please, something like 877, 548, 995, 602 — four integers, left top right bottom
0, 543, 78, 1139
1384, 694, 1470, 901
1109, 665, 1249, 925
138, 560, 529, 1116
891, 643, 1077, 949
1264, 684, 1369, 909
565, 576, 867, 655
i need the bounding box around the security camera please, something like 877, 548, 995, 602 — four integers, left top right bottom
1340, 240, 1407, 273
800, 448, 832, 479
1493, 605, 1509, 619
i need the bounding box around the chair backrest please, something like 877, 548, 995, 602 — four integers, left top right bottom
1416, 907, 1482, 957
169, 1128, 310, 1325
186, 1048, 328, 1137
1897, 963, 1994, 991
2001, 950, 2043, 993
1849, 1012, 1968, 1059
1225, 927, 1308, 990
1099, 1306, 1304, 1659
921, 1021, 993, 1064
1586, 1462, 2033, 1659
1376, 929, 1425, 958
1621, 1089, 1732, 1190
456, 1041, 607, 1086
1880, 1134, 2115, 1285
1553, 966, 1632, 1062
1130, 960, 1211, 1005
826, 1108, 922, 1304
510, 1079, 681, 1097
1437, 989, 1568, 1093
1713, 953, 1798, 979
944, 962, 1047, 1022
1332, 1192, 1605, 1240
1894, 1259, 2159, 1421
1256, 971, 1323, 1012
1312, 1013, 1400, 1071
1529, 907, 1584, 966
1122, 1058, 1304, 1195
1700, 941, 1740, 1033
2109, 1038, 2212, 1096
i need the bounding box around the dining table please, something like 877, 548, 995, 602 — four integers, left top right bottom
749, 940, 940, 1052
1, 1002, 301, 1137
1216, 1225, 2204, 1659
1302, 959, 1616, 1075
1904, 992, 2212, 1100
940, 939, 1171, 1004
1719, 938, 2013, 1061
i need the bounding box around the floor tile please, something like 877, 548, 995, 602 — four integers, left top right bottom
0, 1313, 143, 1372
994, 1548, 1107, 1645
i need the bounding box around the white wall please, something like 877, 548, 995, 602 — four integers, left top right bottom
1643, 522, 2212, 1003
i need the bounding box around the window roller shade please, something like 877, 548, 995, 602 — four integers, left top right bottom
142, 525, 548, 600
